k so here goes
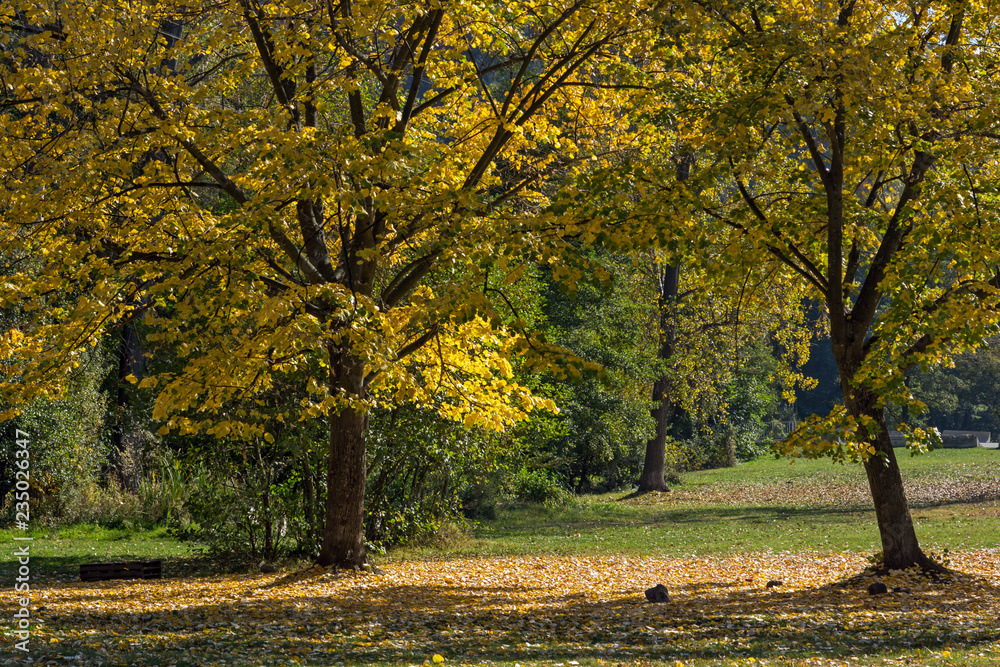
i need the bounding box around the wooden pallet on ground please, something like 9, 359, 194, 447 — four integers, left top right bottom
79, 560, 162, 582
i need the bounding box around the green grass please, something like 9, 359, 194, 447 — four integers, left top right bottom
0, 523, 204, 583
391, 447, 1000, 562
2, 448, 994, 572
682, 445, 999, 484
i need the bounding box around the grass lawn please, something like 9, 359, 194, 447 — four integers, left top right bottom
1, 448, 998, 666
398, 446, 1000, 561
0, 524, 206, 585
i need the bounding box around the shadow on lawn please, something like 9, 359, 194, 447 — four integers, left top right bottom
15, 567, 1000, 666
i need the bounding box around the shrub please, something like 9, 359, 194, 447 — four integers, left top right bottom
138, 452, 204, 528
511, 468, 569, 505
57, 482, 145, 529
184, 441, 302, 569
365, 405, 510, 551
0, 343, 112, 521
460, 478, 501, 520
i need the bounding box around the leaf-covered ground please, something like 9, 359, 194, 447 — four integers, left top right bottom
4, 451, 998, 665
5, 550, 1000, 666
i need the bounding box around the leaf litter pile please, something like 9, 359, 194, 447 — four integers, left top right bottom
6, 550, 1000, 666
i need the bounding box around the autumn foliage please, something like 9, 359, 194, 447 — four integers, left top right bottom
0, 0, 663, 565
4, 0, 1000, 577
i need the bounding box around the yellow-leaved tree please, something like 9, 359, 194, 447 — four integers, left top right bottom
670, 0, 1000, 570
0, 0, 663, 565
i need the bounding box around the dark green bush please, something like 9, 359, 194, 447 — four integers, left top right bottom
511, 467, 569, 505
0, 343, 113, 524
365, 405, 510, 551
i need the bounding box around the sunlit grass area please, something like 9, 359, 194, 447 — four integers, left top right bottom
393, 447, 1000, 561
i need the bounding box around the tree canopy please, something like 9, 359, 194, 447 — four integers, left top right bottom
0, 0, 670, 565
4, 0, 1000, 571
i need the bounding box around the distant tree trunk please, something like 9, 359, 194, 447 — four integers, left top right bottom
317, 344, 368, 568
575, 453, 590, 494
262, 478, 274, 560
721, 424, 737, 468
253, 439, 276, 561
638, 264, 680, 492
639, 154, 692, 492
301, 452, 317, 551
110, 323, 143, 492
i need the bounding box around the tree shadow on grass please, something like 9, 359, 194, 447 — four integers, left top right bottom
13, 565, 1000, 666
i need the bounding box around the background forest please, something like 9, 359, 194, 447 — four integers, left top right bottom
0, 249, 792, 561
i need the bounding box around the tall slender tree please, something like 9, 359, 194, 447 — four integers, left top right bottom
637, 261, 680, 491
676, 0, 1000, 570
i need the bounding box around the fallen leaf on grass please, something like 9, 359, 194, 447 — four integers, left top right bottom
3, 551, 998, 666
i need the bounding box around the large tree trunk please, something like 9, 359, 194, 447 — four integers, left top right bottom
638, 264, 680, 492
317, 345, 369, 568
838, 364, 945, 572
639, 155, 693, 492
318, 405, 368, 567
